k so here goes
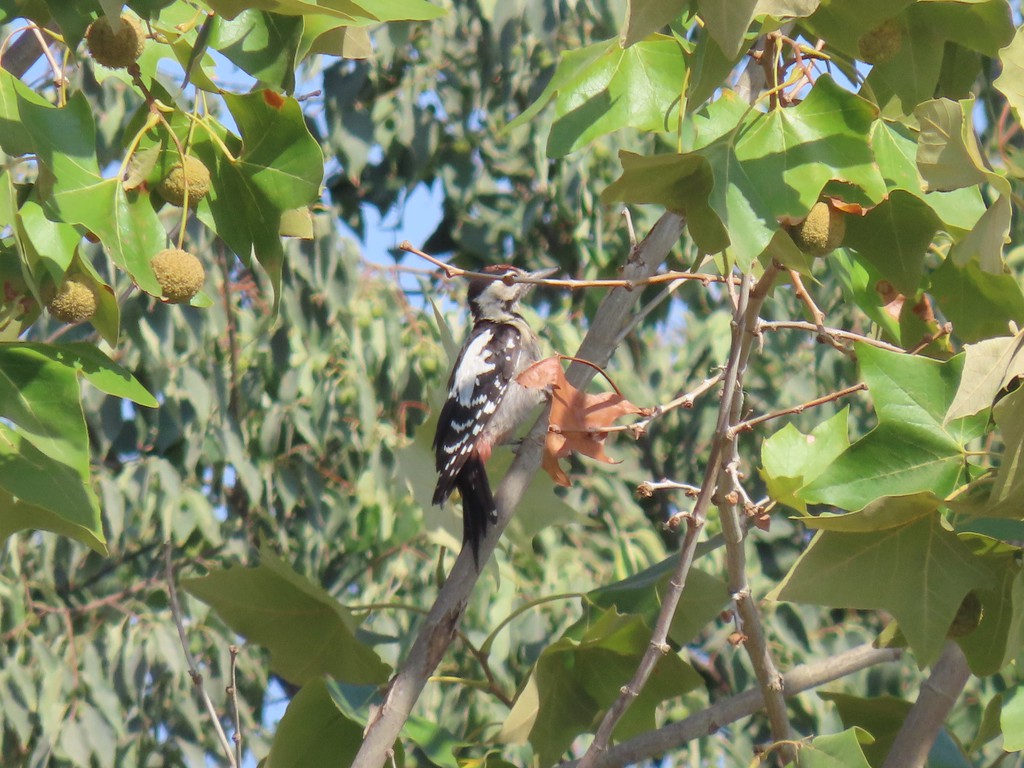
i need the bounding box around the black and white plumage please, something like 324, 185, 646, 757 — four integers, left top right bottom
432, 264, 552, 565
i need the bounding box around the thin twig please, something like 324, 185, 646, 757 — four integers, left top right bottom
757, 319, 906, 354
714, 264, 796, 764
228, 645, 242, 767
727, 382, 868, 438
636, 479, 702, 498
577, 273, 759, 768
164, 544, 238, 768
29, 26, 63, 88
908, 322, 953, 356
787, 269, 853, 357
552, 371, 723, 438
351, 212, 688, 768
398, 241, 737, 289
558, 644, 902, 768
622, 208, 638, 248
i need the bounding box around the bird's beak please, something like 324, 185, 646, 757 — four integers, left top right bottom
529, 267, 558, 280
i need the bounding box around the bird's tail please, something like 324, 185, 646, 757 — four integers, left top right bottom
455, 455, 497, 568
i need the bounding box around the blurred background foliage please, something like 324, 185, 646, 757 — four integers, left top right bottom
1, 0, 1023, 765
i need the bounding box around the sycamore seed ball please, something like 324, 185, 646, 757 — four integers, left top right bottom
47, 277, 97, 324
157, 156, 211, 207
151, 248, 205, 303
85, 13, 146, 70
857, 18, 903, 65
790, 201, 846, 256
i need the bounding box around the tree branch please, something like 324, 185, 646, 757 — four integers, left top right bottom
578, 270, 762, 768
881, 642, 971, 768
757, 320, 906, 354
714, 264, 796, 763
351, 212, 687, 768
558, 644, 903, 768
164, 544, 237, 768
727, 382, 867, 438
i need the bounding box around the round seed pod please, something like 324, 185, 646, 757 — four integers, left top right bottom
857, 18, 903, 65
789, 201, 846, 256
85, 13, 146, 70
47, 277, 98, 324
151, 248, 205, 303
156, 156, 211, 207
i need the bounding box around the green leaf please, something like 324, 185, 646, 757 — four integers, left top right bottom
202, 0, 444, 23
265, 678, 364, 768
930, 258, 1024, 344
588, 557, 729, 646
760, 408, 849, 513
773, 515, 992, 665
995, 25, 1024, 119
802, 345, 984, 510
696, 0, 758, 58
509, 36, 687, 158
818, 692, 911, 766
979, 387, 1024, 520
603, 75, 885, 264
695, 0, 819, 59
212, 11, 303, 92
516, 607, 701, 764
945, 332, 1024, 423
182, 548, 390, 686
869, 119, 985, 235
0, 68, 52, 156
197, 92, 323, 307
956, 536, 1024, 677
915, 98, 997, 193
30, 343, 157, 407
797, 492, 941, 533
12, 89, 169, 295
12, 198, 81, 290
785, 728, 873, 768
621, 0, 691, 48
0, 343, 91, 471
0, 440, 104, 553
828, 250, 901, 342
1002, 686, 1024, 751
844, 191, 940, 296
948, 193, 1012, 274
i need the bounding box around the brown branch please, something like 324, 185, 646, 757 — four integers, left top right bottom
882, 642, 971, 768
558, 644, 903, 768
908, 322, 953, 356
398, 241, 737, 289
551, 371, 723, 437
351, 212, 688, 768
578, 270, 765, 768
164, 544, 238, 768
727, 382, 867, 438
714, 264, 795, 764
228, 645, 243, 767
787, 269, 854, 357
757, 319, 906, 354
636, 479, 701, 498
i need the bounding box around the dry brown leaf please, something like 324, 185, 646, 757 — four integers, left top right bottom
518, 356, 644, 487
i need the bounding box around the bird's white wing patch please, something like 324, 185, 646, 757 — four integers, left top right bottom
451, 329, 495, 406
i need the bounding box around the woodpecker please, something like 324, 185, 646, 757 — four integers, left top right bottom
433, 265, 554, 565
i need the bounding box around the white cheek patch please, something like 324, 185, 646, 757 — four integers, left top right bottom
451, 330, 495, 406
